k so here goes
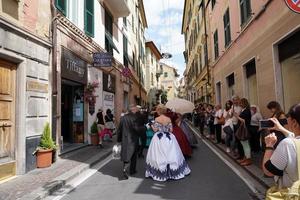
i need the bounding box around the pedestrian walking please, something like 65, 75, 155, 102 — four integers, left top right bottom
116, 105, 139, 179
105, 109, 115, 133
263, 103, 300, 198
145, 105, 191, 181
249, 105, 263, 153
96, 109, 105, 147
136, 106, 147, 158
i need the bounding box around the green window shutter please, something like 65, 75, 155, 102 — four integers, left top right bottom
84, 0, 94, 37
56, 0, 67, 15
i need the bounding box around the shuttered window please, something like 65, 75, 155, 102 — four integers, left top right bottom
214, 30, 219, 59
240, 0, 252, 26
84, 0, 94, 37
56, 0, 67, 15
223, 8, 231, 47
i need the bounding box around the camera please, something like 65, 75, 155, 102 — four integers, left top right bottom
259, 118, 288, 129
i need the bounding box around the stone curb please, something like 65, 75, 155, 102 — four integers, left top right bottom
19, 148, 112, 200
187, 123, 270, 189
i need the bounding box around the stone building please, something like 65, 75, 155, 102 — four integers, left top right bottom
182, 0, 213, 104
0, 0, 52, 179
145, 41, 162, 108
159, 63, 180, 101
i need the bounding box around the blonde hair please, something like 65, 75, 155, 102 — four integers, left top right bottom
156, 104, 167, 115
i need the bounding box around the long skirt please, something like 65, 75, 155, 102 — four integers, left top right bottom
145, 131, 191, 182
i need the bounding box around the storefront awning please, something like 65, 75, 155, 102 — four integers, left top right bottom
105, 31, 120, 54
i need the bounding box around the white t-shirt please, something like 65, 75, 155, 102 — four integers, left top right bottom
251, 112, 263, 127
223, 109, 233, 129
214, 109, 223, 125
270, 136, 300, 188
232, 105, 242, 125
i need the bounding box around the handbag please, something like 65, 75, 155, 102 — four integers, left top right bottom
266, 139, 300, 200
217, 116, 225, 125
112, 144, 121, 160
235, 120, 250, 141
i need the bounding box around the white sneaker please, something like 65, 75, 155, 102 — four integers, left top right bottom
226, 148, 231, 153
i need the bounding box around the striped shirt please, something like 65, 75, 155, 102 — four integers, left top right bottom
267, 136, 300, 188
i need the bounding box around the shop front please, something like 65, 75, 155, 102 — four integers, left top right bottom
60, 48, 87, 149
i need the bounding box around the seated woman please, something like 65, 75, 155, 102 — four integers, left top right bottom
166, 110, 192, 157
263, 103, 299, 188
145, 105, 191, 182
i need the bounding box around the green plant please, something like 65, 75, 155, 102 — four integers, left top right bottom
90, 122, 98, 135
39, 123, 56, 150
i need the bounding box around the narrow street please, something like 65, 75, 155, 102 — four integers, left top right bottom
52, 135, 261, 200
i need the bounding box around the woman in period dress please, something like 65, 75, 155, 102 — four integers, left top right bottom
166, 110, 192, 157
145, 105, 191, 182
179, 114, 198, 147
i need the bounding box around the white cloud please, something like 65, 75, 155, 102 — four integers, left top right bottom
144, 0, 185, 77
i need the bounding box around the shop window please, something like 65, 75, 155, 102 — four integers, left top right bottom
2, 0, 19, 19
84, 0, 94, 37
279, 30, 300, 110
227, 73, 235, 99
245, 59, 258, 105
223, 8, 231, 48
240, 0, 251, 26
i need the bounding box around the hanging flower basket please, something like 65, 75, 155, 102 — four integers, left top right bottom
85, 81, 99, 105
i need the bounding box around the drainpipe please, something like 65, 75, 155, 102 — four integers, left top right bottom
202, 0, 210, 103
51, 0, 58, 142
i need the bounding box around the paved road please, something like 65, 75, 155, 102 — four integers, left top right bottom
60, 139, 257, 200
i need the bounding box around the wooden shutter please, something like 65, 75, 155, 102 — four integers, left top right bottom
84, 0, 94, 37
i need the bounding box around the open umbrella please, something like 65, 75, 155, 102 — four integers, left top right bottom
165, 98, 195, 114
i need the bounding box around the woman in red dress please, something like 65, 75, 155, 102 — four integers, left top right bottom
166, 110, 192, 157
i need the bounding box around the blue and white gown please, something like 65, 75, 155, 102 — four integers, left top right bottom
145, 122, 191, 181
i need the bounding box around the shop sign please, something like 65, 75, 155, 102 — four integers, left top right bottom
93, 53, 112, 67
103, 91, 114, 114
103, 73, 115, 93
61, 48, 87, 84
285, 0, 300, 14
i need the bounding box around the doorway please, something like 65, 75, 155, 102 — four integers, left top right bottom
61, 79, 84, 148
0, 59, 16, 181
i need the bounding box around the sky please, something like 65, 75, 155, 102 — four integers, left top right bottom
144, 0, 185, 77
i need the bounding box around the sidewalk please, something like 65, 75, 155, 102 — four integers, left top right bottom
189, 123, 273, 189
0, 138, 115, 200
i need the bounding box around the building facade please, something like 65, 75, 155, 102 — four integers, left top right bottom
207, 0, 300, 115
182, 0, 213, 104
0, 0, 52, 180
159, 63, 180, 102
145, 41, 162, 108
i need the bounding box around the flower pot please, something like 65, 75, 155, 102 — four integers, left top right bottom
90, 134, 99, 146
36, 149, 53, 168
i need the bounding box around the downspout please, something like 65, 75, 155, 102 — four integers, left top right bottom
51, 0, 58, 143
202, 0, 210, 103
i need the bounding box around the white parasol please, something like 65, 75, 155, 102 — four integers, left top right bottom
165, 98, 195, 114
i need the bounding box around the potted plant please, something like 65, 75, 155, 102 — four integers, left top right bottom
90, 122, 99, 146
33, 123, 56, 168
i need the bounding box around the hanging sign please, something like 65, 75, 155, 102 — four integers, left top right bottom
285, 0, 300, 14
121, 67, 132, 77
93, 53, 113, 67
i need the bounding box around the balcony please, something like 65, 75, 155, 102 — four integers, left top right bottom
101, 0, 130, 18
